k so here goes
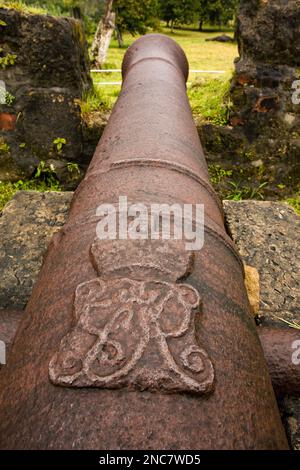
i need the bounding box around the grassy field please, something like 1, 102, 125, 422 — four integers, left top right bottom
100, 27, 237, 70
90, 26, 238, 122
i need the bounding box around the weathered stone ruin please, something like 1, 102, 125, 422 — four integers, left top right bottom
201, 0, 300, 200
0, 7, 91, 187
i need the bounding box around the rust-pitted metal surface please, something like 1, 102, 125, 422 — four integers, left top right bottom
0, 310, 23, 346
0, 34, 288, 449
1, 309, 298, 398
0, 310, 23, 368
258, 327, 300, 397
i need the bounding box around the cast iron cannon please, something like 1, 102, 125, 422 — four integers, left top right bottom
0, 35, 288, 449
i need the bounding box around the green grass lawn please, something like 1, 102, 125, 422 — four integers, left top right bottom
90, 26, 238, 119
101, 27, 237, 70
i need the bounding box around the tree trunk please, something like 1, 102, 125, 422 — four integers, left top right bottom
233, 16, 238, 42
199, 19, 203, 31
91, 0, 115, 68
116, 27, 124, 48
218, 13, 222, 31
72, 6, 82, 20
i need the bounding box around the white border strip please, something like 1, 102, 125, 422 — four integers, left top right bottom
91, 69, 226, 74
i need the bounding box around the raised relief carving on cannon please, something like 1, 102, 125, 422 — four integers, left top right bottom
50, 239, 215, 394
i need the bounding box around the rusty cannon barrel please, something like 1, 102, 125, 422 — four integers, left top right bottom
258, 327, 300, 397
0, 34, 288, 449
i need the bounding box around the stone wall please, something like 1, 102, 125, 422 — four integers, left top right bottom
0, 7, 92, 186
200, 0, 300, 201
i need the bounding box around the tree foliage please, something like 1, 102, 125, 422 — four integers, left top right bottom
159, 0, 196, 29
196, 0, 239, 29
8, 0, 239, 35
23, 0, 104, 18
159, 0, 239, 30
113, 0, 160, 37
